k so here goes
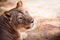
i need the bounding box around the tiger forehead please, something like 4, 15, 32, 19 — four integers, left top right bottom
16, 9, 29, 15
9, 8, 29, 15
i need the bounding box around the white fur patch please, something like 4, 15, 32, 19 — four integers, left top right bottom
20, 32, 27, 40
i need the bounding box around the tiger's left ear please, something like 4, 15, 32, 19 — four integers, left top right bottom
3, 11, 12, 21
16, 1, 23, 8
4, 11, 11, 18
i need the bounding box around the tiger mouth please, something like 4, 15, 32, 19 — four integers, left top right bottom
26, 27, 31, 29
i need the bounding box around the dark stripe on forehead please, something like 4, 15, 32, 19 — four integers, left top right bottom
17, 10, 24, 14
14, 9, 24, 14
9, 8, 24, 14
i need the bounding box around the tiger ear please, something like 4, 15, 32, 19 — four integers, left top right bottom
4, 11, 11, 18
16, 1, 23, 8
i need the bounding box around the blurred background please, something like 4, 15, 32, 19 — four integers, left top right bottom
0, 0, 60, 40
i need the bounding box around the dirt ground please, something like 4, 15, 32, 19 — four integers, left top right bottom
21, 0, 60, 40
0, 0, 20, 15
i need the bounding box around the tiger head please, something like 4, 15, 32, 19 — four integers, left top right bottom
4, 1, 34, 31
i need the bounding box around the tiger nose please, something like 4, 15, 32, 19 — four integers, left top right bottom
30, 19, 34, 23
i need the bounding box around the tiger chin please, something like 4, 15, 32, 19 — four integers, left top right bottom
0, 1, 34, 40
